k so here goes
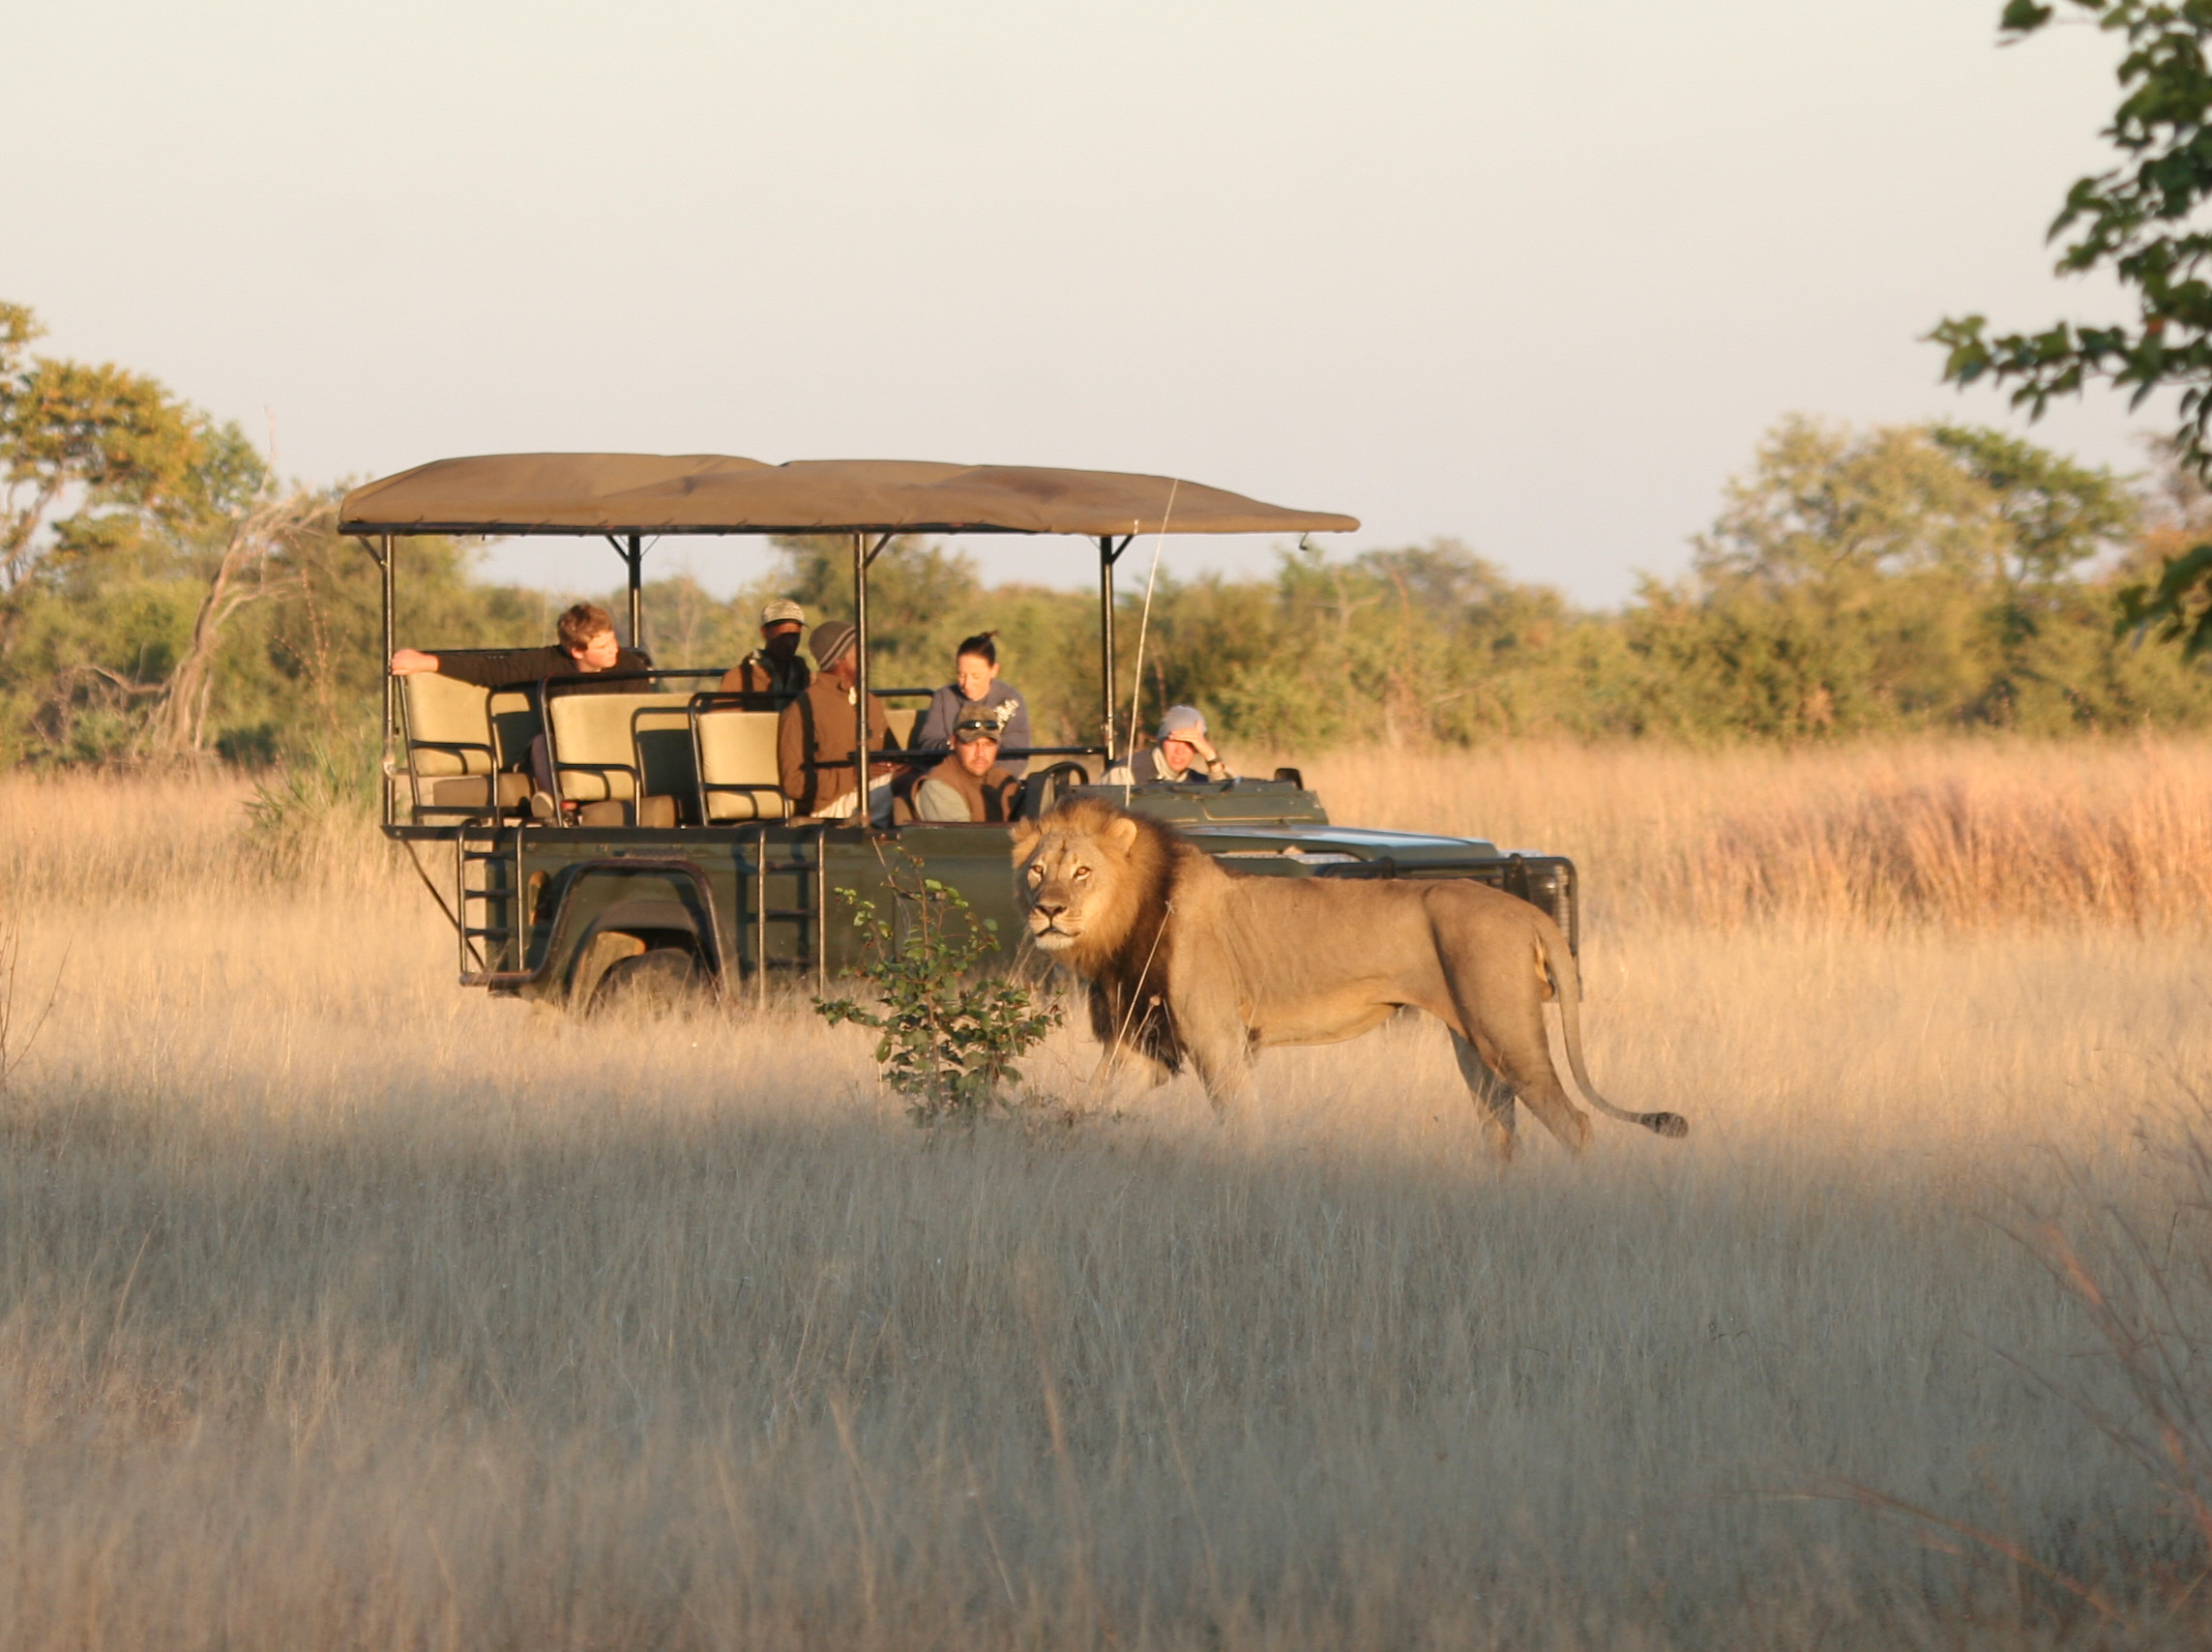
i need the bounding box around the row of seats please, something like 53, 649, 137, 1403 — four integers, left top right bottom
399, 672, 920, 827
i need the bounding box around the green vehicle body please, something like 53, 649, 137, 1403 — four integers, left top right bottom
397, 776, 1577, 1013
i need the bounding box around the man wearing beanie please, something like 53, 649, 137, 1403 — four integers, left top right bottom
720, 598, 811, 702
777, 620, 899, 822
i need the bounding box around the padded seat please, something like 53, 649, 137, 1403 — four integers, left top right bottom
429, 774, 534, 810
575, 795, 679, 829
693, 708, 790, 822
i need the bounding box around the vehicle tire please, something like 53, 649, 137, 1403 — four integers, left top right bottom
589, 946, 703, 1018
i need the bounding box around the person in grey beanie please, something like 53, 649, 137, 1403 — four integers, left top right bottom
1106, 704, 1228, 785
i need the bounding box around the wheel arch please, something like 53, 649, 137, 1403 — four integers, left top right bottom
534, 863, 729, 1009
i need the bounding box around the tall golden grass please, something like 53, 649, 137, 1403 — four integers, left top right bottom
1308, 735, 2212, 929
0, 742, 2205, 1647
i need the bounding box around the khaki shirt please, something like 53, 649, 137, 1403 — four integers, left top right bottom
912, 755, 1019, 823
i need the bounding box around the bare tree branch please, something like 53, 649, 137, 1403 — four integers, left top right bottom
142, 486, 332, 758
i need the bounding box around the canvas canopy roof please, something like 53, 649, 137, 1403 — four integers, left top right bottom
339, 454, 1359, 538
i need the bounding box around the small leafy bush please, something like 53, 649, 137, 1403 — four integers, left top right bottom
244, 732, 378, 878
815, 850, 1060, 1127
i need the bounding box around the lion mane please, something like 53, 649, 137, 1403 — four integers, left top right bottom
1011, 794, 1686, 1158
1029, 799, 1189, 1075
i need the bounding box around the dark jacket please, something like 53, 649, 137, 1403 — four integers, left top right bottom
913, 681, 1031, 775
433, 646, 652, 693
720, 649, 811, 701
778, 677, 899, 813
912, 755, 1019, 823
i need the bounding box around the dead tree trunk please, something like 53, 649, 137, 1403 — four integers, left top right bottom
142, 488, 328, 759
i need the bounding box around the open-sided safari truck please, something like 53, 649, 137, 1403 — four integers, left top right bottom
339, 455, 1580, 1012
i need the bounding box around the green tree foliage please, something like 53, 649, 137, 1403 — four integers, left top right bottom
0, 303, 253, 600
622, 418, 2212, 754
0, 300, 559, 764
1933, 1, 2212, 649
5, 291, 2204, 764
1622, 418, 2161, 737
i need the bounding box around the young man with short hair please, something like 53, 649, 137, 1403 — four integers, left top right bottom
389, 602, 647, 691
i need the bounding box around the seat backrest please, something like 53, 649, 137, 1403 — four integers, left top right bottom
633, 706, 698, 803
694, 709, 782, 791
546, 691, 693, 803
487, 689, 541, 775
401, 673, 494, 778
886, 705, 919, 749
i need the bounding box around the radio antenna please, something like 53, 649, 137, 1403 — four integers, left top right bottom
1124, 478, 1178, 761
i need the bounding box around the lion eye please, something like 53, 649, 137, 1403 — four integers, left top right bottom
1027, 864, 1042, 882
1073, 866, 1090, 881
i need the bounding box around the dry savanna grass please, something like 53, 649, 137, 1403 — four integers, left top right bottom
1306, 735, 2212, 930
0, 743, 2209, 1647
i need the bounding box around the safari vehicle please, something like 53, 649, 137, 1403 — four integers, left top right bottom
341, 455, 1580, 1012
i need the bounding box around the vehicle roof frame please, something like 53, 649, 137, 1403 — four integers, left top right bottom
341, 454, 1359, 829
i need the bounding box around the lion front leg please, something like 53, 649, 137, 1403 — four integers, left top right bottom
1177, 1007, 1260, 1124
1087, 1041, 1173, 1106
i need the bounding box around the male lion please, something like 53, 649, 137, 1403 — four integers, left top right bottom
1011, 797, 1686, 1157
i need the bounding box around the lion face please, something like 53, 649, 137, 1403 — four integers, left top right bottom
1011, 811, 1141, 958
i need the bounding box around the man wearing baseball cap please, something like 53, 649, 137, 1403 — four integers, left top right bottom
1106, 704, 1229, 785
720, 598, 811, 701
912, 702, 1021, 822
777, 619, 899, 823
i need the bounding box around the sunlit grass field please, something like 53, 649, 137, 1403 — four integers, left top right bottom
0, 741, 2209, 1647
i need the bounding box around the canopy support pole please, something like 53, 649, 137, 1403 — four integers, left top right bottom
851, 530, 870, 812
370, 533, 395, 827
624, 534, 644, 654
1098, 535, 1132, 765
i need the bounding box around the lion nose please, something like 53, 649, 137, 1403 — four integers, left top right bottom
1032, 895, 1067, 920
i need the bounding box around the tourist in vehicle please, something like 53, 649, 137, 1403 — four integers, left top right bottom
388, 602, 647, 691
778, 620, 900, 823
911, 706, 1021, 823
719, 598, 811, 700
1107, 704, 1230, 784
913, 632, 1031, 776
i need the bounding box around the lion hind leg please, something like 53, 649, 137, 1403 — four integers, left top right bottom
1450, 1030, 1518, 1164
1436, 936, 1591, 1155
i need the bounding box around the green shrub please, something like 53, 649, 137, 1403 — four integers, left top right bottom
815, 849, 1060, 1127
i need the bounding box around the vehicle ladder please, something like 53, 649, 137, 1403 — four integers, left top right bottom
455, 822, 526, 988
748, 823, 831, 1006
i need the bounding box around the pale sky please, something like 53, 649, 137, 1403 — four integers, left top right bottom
2, 0, 2162, 605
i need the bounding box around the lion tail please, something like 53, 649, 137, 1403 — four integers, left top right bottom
1537, 920, 1689, 1140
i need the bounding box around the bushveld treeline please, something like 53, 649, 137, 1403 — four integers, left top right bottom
8, 297, 2212, 767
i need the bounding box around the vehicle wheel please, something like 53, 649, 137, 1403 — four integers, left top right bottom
589, 947, 703, 1018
